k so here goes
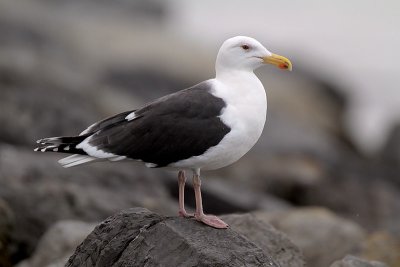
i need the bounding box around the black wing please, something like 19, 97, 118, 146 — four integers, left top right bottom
87, 81, 231, 167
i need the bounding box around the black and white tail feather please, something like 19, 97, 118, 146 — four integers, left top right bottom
34, 110, 135, 168
34, 135, 99, 168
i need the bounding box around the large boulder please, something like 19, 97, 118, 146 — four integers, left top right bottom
255, 207, 366, 267
67, 208, 304, 267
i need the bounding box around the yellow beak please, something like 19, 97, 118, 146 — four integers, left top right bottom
263, 53, 292, 71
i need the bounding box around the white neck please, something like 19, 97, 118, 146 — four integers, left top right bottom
215, 64, 253, 80
215, 69, 265, 99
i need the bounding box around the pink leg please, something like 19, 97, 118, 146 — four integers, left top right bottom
178, 170, 193, 218
192, 172, 228, 229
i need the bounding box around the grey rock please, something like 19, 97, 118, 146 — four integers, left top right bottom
330, 255, 388, 267
0, 0, 189, 149
217, 154, 326, 204
0, 198, 13, 267
230, 151, 400, 235
253, 71, 351, 159
0, 145, 177, 263
222, 213, 304, 267
255, 207, 366, 267
203, 178, 292, 213
0, 86, 100, 147
381, 123, 400, 165
297, 169, 400, 233
67, 208, 302, 267
359, 231, 400, 267
16, 220, 96, 267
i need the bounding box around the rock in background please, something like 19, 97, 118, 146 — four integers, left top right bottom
330, 255, 388, 267
0, 0, 399, 266
0, 198, 13, 267
0, 144, 177, 263
16, 220, 96, 267
255, 208, 366, 267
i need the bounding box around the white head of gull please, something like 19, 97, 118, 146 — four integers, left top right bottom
217, 36, 290, 72
35, 36, 292, 229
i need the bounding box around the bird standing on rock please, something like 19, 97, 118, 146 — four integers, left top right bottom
35, 36, 292, 229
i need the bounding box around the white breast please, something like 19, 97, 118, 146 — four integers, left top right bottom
171, 72, 267, 171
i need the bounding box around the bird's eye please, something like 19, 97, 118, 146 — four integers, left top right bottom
241, 44, 250, 50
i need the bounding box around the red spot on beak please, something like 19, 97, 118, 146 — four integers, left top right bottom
278, 63, 288, 69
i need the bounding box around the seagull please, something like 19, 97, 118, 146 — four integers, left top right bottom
35, 36, 292, 229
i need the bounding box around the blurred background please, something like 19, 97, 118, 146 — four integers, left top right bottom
0, 0, 399, 266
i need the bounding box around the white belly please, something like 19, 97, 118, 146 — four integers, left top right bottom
170, 75, 267, 171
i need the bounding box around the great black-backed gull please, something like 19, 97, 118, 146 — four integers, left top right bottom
35, 36, 292, 229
